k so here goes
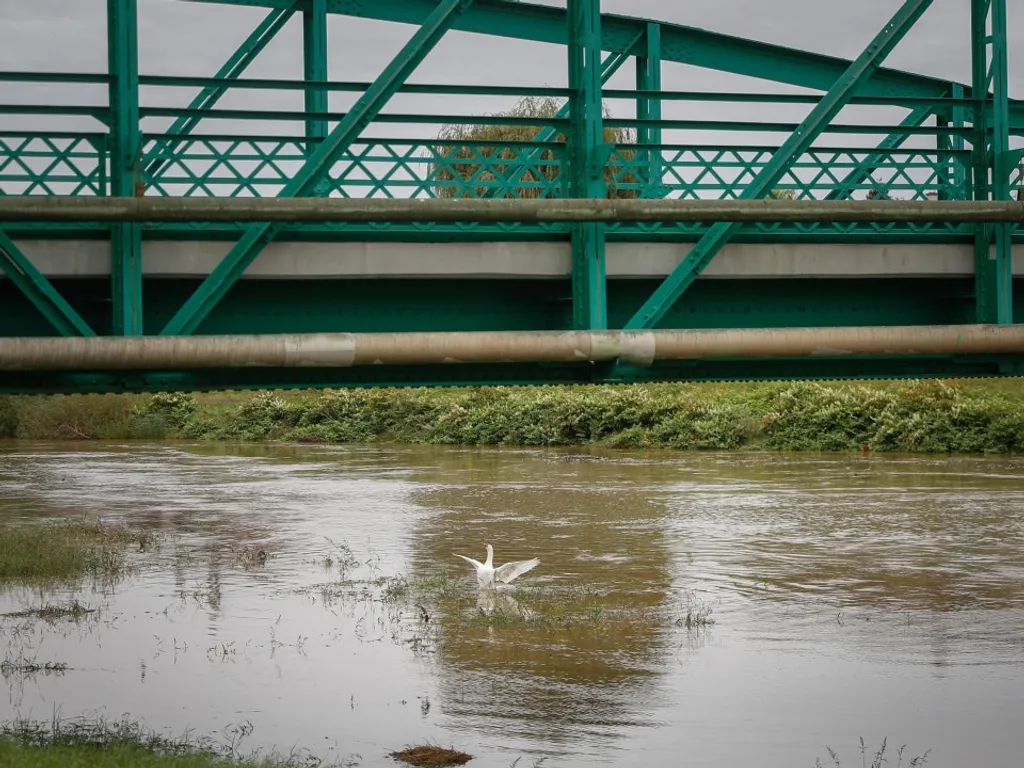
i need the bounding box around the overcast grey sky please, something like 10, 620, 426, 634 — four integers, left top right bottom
1, 0, 1021, 195
3, 1, 1020, 88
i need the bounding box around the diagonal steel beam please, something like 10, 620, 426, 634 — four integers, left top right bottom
0, 230, 96, 337
623, 0, 935, 331
160, 0, 477, 336
145, 5, 296, 181
824, 105, 933, 201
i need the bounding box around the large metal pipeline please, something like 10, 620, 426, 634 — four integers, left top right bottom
1, 324, 1023, 371
1, 195, 1023, 224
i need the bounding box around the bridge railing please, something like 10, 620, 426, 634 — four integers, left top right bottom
1, 71, 1018, 242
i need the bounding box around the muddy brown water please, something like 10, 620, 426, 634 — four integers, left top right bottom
2, 441, 1024, 767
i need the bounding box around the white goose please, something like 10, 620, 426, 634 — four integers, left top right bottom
454, 543, 540, 590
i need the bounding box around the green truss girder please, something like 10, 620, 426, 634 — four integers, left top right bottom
0, 230, 95, 337
623, 0, 935, 331
180, 0, 1024, 125
145, 5, 296, 182
159, 0, 477, 337
107, 0, 143, 336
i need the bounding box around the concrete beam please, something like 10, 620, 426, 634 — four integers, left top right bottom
6, 239, 1023, 280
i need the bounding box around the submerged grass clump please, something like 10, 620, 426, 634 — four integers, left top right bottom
0, 519, 156, 587
678, 590, 716, 629
1, 599, 96, 622
390, 744, 472, 767
4, 378, 1024, 454
0, 659, 69, 677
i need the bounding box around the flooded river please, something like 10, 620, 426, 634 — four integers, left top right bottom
2, 441, 1024, 767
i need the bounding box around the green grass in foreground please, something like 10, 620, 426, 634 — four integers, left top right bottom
0, 719, 323, 768
0, 519, 155, 586
0, 740, 288, 768
3, 378, 1024, 453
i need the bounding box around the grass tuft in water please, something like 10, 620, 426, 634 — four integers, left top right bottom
0, 519, 157, 587
0, 659, 69, 676
815, 736, 931, 768
678, 590, 716, 629
231, 546, 271, 570
401, 572, 464, 602
464, 583, 608, 629
386, 571, 629, 635
390, 744, 472, 767
319, 538, 360, 576
1, 599, 96, 622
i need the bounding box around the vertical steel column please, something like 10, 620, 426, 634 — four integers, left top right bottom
950, 83, 969, 198
567, 0, 607, 330
303, 0, 328, 156
107, 0, 143, 336
935, 109, 952, 200
971, 0, 1013, 324
936, 89, 969, 202
635, 23, 663, 199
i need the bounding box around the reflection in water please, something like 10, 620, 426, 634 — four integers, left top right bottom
0, 442, 1023, 767
474, 588, 524, 617
406, 475, 678, 755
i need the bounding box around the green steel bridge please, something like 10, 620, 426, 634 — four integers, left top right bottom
1, 0, 1022, 394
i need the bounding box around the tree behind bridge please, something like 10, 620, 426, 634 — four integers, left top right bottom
428, 96, 640, 199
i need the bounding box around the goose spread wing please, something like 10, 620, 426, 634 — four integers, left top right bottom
453, 553, 484, 570
494, 557, 540, 584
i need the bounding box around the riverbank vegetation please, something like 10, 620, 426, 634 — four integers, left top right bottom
2, 378, 1023, 454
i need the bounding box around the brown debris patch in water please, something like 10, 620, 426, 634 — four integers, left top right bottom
390, 745, 472, 767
